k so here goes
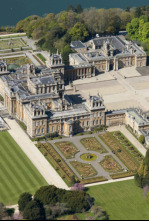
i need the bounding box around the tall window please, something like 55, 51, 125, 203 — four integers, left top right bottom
42, 128, 44, 134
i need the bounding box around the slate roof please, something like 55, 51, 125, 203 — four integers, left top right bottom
71, 41, 86, 49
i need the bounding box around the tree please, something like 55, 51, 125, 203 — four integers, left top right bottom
34, 185, 94, 214
135, 150, 149, 188
61, 44, 72, 65
134, 7, 142, 18
34, 186, 59, 205
23, 200, 45, 220
142, 22, 149, 42
18, 192, 32, 212
67, 5, 75, 12
144, 150, 149, 168
69, 22, 89, 41
76, 4, 83, 14
0, 203, 8, 220
126, 18, 140, 40
125, 6, 130, 12
138, 135, 145, 144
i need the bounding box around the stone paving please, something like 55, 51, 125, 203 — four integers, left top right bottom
41, 133, 127, 180
65, 67, 149, 112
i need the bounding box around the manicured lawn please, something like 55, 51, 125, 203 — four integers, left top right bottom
80, 153, 98, 161
0, 131, 47, 205
88, 180, 149, 220
37, 53, 46, 63
55, 141, 79, 159
81, 137, 107, 153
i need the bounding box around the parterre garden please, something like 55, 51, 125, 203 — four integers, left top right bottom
0, 38, 25, 50
0, 131, 47, 205
36, 131, 144, 186
70, 161, 97, 178
81, 137, 107, 153
99, 131, 143, 179
7, 56, 31, 66
100, 155, 123, 173
37, 142, 78, 186
55, 141, 79, 159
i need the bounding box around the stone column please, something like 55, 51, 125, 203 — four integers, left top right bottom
106, 60, 110, 72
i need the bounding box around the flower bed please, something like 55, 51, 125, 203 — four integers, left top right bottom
99, 132, 141, 172
100, 155, 123, 173
70, 161, 97, 178
55, 141, 79, 159
81, 137, 107, 153
37, 142, 78, 185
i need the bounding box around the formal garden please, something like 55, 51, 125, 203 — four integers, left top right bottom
55, 141, 79, 159
81, 137, 107, 153
0, 38, 26, 50
36, 131, 144, 186
70, 161, 97, 178
100, 155, 123, 173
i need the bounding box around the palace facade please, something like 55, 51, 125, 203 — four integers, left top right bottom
0, 36, 147, 138
0, 64, 105, 137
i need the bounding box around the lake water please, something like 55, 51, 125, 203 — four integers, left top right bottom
1, 0, 149, 26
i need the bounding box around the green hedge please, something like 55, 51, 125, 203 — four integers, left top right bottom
110, 172, 136, 180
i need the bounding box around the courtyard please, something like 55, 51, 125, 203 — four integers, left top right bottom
37, 129, 144, 185
66, 67, 149, 112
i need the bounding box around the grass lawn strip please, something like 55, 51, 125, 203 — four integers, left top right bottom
0, 39, 25, 50
88, 180, 149, 220
0, 131, 47, 205
37, 53, 46, 63
7, 56, 31, 66
70, 161, 97, 178
81, 137, 107, 153
100, 155, 123, 173
55, 141, 79, 159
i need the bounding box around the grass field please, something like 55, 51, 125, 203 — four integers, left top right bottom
7, 56, 31, 66
88, 180, 149, 220
0, 39, 25, 50
0, 131, 47, 205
